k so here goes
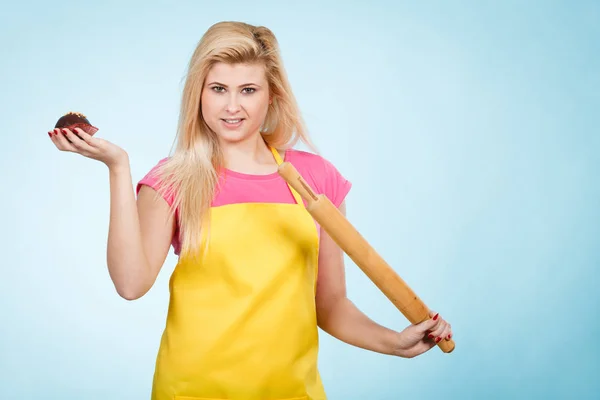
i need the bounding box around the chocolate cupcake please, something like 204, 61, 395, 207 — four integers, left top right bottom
54, 111, 99, 136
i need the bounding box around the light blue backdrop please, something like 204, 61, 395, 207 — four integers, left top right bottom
1, 1, 598, 399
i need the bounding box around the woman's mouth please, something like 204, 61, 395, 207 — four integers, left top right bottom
221, 118, 244, 129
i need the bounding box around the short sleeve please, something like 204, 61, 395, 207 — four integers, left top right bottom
136, 157, 175, 206
321, 156, 352, 207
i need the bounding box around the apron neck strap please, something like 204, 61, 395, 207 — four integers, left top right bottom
269, 145, 285, 165
269, 145, 304, 207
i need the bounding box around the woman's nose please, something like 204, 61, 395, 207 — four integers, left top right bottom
225, 94, 241, 113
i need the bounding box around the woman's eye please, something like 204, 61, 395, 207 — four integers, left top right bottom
210, 86, 255, 93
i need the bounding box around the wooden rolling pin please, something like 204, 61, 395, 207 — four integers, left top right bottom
278, 161, 455, 354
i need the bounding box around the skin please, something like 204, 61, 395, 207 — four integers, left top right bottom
200, 62, 276, 174
48, 61, 453, 358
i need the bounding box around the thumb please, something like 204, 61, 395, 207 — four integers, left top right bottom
413, 318, 437, 334
413, 311, 440, 334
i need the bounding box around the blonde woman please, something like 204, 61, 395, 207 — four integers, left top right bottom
49, 21, 452, 400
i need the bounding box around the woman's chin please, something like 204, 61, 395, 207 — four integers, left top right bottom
216, 128, 262, 144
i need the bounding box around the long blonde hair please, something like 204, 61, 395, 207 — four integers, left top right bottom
153, 21, 316, 259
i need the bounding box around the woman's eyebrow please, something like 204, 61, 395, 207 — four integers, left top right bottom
207, 81, 261, 88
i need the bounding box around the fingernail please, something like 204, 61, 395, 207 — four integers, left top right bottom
62, 129, 68, 134
428, 334, 434, 339
435, 337, 441, 343
433, 313, 439, 321
48, 132, 52, 137
447, 334, 452, 340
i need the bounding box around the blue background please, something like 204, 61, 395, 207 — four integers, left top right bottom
1, 0, 598, 398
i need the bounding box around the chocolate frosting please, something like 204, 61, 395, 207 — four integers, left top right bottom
54, 111, 98, 135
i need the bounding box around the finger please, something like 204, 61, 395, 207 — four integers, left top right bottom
429, 319, 448, 343
74, 127, 109, 153
63, 128, 96, 154
48, 129, 60, 147
73, 127, 96, 143
59, 128, 79, 146
431, 323, 450, 343
52, 128, 77, 152
444, 323, 453, 341
429, 311, 444, 331
414, 313, 442, 335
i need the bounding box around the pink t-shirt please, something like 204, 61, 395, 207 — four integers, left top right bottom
136, 149, 352, 256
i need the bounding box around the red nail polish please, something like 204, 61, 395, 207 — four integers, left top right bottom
62, 129, 68, 134
435, 337, 441, 343
48, 132, 52, 137
428, 334, 434, 339
433, 313, 439, 321
447, 334, 452, 339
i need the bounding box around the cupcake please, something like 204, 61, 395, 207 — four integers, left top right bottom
54, 111, 99, 136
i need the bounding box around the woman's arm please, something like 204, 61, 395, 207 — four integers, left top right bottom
315, 200, 452, 358
106, 163, 175, 300
315, 201, 400, 355
49, 127, 175, 300
48, 128, 175, 300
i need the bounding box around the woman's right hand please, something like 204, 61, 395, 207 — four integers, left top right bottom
49, 127, 129, 170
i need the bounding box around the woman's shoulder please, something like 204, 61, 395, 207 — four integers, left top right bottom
284, 148, 352, 207
285, 148, 329, 171
136, 156, 173, 203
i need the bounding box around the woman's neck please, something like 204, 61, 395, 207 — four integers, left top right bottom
220, 133, 277, 175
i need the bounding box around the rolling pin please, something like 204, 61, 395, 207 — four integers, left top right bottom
278, 161, 455, 354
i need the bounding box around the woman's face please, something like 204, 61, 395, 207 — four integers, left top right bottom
201, 62, 271, 144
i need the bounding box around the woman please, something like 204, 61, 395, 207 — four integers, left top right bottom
49, 21, 452, 400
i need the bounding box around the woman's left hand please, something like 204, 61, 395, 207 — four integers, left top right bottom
393, 310, 453, 358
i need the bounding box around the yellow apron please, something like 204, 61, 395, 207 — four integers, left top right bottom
151, 146, 327, 400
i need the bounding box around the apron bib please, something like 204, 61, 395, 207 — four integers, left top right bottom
151, 147, 327, 400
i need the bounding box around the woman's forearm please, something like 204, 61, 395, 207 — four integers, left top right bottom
106, 161, 151, 299
317, 297, 401, 356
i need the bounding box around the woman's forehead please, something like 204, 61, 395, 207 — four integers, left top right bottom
206, 62, 267, 86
